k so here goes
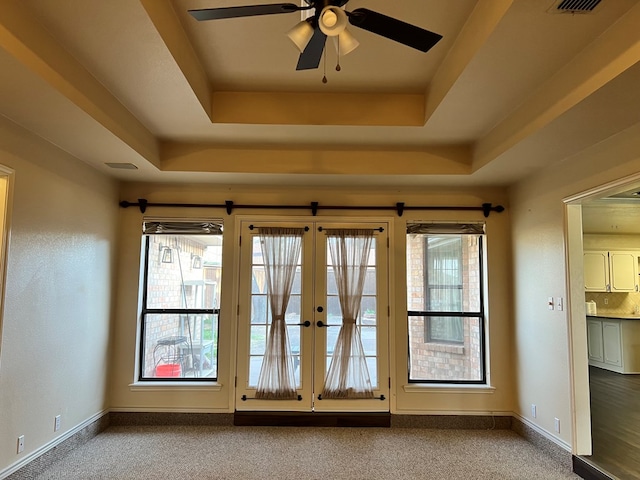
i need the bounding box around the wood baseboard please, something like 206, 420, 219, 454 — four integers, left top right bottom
233, 412, 391, 427
573, 456, 615, 480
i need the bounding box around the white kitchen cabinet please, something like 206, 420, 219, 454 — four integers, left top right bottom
602, 321, 622, 367
587, 317, 640, 373
584, 250, 639, 292
584, 251, 609, 291
587, 319, 604, 363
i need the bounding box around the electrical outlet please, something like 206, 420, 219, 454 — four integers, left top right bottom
54, 415, 61, 432
17, 435, 24, 454
554, 417, 560, 433
531, 404, 537, 418
604, 297, 609, 305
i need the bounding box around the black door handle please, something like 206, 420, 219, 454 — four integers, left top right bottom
316, 320, 329, 328
297, 320, 311, 327
317, 306, 324, 312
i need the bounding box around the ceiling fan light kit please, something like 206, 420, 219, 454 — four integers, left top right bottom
333, 30, 359, 56
318, 6, 347, 36
287, 19, 314, 52
188, 1, 443, 72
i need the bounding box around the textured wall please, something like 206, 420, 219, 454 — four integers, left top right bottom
0, 119, 118, 475
112, 183, 513, 415
509, 126, 640, 454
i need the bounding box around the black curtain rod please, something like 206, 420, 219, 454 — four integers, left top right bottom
119, 199, 505, 218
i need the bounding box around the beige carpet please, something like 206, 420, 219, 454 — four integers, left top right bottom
30, 426, 580, 479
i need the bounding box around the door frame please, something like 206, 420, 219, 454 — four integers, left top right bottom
233, 215, 393, 412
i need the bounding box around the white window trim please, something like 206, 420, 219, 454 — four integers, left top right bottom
129, 381, 223, 392
403, 383, 495, 394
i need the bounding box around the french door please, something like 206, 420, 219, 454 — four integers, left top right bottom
236, 219, 389, 412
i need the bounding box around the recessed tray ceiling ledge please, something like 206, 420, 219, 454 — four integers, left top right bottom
210, 91, 426, 126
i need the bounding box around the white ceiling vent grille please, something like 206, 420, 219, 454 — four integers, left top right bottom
550, 0, 602, 14
105, 162, 138, 170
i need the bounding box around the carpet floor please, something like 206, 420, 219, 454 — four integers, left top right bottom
30, 426, 581, 479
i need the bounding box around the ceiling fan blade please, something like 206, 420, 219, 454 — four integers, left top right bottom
347, 8, 442, 53
189, 3, 301, 21
296, 27, 327, 70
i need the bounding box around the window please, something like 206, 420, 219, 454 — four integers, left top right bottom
139, 220, 223, 381
407, 223, 485, 383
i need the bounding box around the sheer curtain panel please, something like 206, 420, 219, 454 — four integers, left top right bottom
255, 228, 304, 399
322, 229, 374, 399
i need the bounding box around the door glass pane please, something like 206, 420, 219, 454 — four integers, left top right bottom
250, 326, 267, 355
286, 295, 301, 324
326, 325, 340, 355
366, 357, 377, 387
251, 295, 268, 324
248, 356, 263, 387
326, 296, 342, 325
362, 266, 376, 295
287, 325, 301, 357
360, 326, 377, 356
247, 233, 303, 389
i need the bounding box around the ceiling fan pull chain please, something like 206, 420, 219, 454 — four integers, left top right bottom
322, 49, 328, 83
336, 36, 341, 72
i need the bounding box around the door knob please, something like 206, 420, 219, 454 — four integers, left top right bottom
316, 320, 329, 328
317, 306, 324, 312
297, 320, 311, 327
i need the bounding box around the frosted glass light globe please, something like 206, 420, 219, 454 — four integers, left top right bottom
322, 10, 337, 27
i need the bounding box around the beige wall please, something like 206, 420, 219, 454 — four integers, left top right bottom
5, 107, 639, 473
508, 124, 640, 453
0, 118, 118, 474
111, 182, 514, 415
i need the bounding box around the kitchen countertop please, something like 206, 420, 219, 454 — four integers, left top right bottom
587, 314, 640, 321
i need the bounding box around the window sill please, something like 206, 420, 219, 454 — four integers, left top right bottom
424, 343, 465, 355
129, 382, 223, 392
403, 384, 495, 394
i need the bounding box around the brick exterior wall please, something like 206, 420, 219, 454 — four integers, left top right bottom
407, 234, 482, 381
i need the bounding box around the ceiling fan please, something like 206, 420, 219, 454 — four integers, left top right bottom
188, 1, 443, 71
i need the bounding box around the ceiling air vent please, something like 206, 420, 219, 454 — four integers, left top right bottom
552, 0, 602, 14
105, 162, 138, 170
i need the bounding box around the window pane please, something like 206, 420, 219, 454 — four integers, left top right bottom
407, 234, 481, 313
427, 316, 464, 344
141, 313, 218, 379
146, 235, 222, 310
407, 231, 484, 383
408, 315, 482, 382
141, 232, 222, 381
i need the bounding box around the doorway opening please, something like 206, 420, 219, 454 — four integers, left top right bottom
566, 174, 640, 479
0, 166, 12, 364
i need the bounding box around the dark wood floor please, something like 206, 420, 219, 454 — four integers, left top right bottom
588, 366, 640, 479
